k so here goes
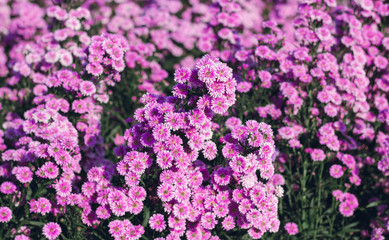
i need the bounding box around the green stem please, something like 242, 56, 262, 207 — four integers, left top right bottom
313, 161, 324, 240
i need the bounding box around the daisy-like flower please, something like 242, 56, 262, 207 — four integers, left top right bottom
168, 215, 186, 231
15, 167, 33, 183
213, 167, 231, 186
222, 215, 235, 231
149, 214, 166, 232
174, 185, 191, 203
203, 141, 217, 160
79, 81, 96, 96
174, 67, 191, 83
96, 205, 111, 220
153, 124, 171, 142
37, 197, 52, 215
329, 164, 344, 179
188, 133, 204, 151
140, 132, 155, 147
214, 204, 229, 218
207, 81, 225, 98
230, 155, 247, 173
129, 159, 147, 175
248, 227, 264, 239
41, 162, 59, 179
157, 183, 175, 202
198, 65, 216, 84
173, 203, 189, 219
0, 181, 17, 195
0, 207, 12, 223
86, 62, 103, 76
108, 220, 124, 238
127, 200, 143, 215
42, 222, 62, 240
284, 222, 299, 235
125, 172, 140, 187
211, 97, 229, 115
129, 186, 147, 202
201, 212, 217, 230
189, 109, 206, 128
156, 150, 174, 170
55, 179, 72, 197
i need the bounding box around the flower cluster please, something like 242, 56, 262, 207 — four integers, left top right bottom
98, 55, 281, 239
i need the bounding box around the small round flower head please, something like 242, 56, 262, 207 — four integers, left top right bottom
0, 207, 12, 223
203, 141, 217, 160
37, 197, 52, 215
329, 164, 344, 178
284, 222, 298, 235
108, 220, 124, 238
42, 222, 62, 240
174, 185, 191, 203
55, 179, 72, 197
222, 216, 235, 231
339, 202, 354, 217
0, 181, 17, 194
157, 183, 175, 202
156, 151, 174, 170
149, 214, 166, 232
213, 167, 231, 186
310, 149, 326, 161
211, 97, 229, 115
15, 167, 33, 183
153, 124, 171, 142
201, 212, 217, 230
174, 67, 191, 83
129, 186, 147, 202
198, 65, 217, 84
79, 81, 96, 96
96, 205, 111, 220
40, 162, 59, 179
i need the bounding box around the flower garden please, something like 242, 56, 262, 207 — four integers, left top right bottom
0, 0, 388, 239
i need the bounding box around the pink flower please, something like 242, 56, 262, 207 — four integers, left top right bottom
55, 179, 72, 197
201, 212, 217, 230
284, 222, 299, 235
153, 124, 171, 142
79, 81, 96, 96
374, 56, 388, 69
15, 167, 33, 183
339, 202, 354, 217
310, 149, 326, 161
278, 127, 296, 140
37, 197, 52, 215
149, 214, 166, 232
42, 222, 61, 240
211, 96, 229, 114
222, 216, 235, 230
0, 181, 17, 194
329, 164, 344, 178
174, 67, 191, 84
0, 207, 12, 223
157, 183, 175, 202
156, 151, 174, 170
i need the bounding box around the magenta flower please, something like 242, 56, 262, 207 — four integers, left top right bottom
0, 207, 12, 223
42, 222, 61, 240
284, 222, 299, 235
329, 164, 344, 179
0, 181, 17, 195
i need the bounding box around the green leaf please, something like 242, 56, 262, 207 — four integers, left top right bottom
366, 201, 381, 208
29, 221, 45, 227
142, 206, 151, 227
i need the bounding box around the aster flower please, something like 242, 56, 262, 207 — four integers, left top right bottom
42, 222, 61, 240
0, 181, 17, 195
0, 207, 12, 223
